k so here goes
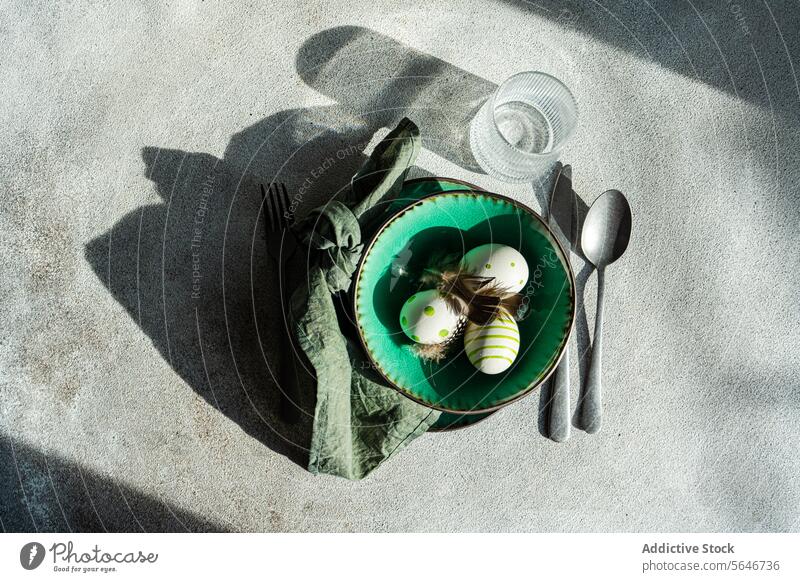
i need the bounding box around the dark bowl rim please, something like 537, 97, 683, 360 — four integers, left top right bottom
352, 182, 576, 414
401, 176, 490, 191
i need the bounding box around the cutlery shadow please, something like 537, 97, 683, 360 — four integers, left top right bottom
537, 177, 592, 438
570, 187, 594, 431
538, 260, 593, 438
571, 261, 595, 430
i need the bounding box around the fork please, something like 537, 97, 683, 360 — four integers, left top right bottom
260, 183, 301, 423
262, 182, 293, 248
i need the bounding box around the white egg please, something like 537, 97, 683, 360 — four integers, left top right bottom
399, 289, 462, 344
463, 310, 520, 374
461, 243, 529, 293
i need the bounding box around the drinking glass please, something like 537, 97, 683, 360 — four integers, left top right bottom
470, 71, 578, 183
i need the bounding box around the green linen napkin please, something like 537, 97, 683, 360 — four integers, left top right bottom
289, 118, 441, 480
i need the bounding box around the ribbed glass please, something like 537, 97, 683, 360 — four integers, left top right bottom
470, 72, 578, 183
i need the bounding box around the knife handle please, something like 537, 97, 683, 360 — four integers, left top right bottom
548, 345, 571, 442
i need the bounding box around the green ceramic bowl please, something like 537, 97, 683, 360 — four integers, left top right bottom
353, 187, 575, 413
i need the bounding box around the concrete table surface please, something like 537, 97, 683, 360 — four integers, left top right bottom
2, 0, 798, 532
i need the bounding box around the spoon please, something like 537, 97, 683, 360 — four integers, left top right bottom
579, 189, 632, 433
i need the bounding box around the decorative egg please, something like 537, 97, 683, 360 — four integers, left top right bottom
399, 289, 462, 344
461, 243, 528, 293
463, 310, 520, 374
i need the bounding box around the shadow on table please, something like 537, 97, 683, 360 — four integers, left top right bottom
295, 25, 494, 173
84, 26, 510, 472
499, 0, 800, 117
0, 435, 226, 532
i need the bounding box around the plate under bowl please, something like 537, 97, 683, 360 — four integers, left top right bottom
430, 410, 496, 431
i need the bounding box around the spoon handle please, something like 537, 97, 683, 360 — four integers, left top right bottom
581, 268, 605, 433
548, 345, 571, 442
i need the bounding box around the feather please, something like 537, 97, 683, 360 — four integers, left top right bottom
419, 250, 462, 286
436, 269, 522, 325
409, 252, 525, 362
412, 342, 449, 362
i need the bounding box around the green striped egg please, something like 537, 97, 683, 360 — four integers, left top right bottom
463, 310, 520, 374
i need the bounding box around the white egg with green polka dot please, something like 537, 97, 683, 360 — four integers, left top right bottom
399, 289, 462, 345
463, 310, 520, 374
461, 243, 528, 293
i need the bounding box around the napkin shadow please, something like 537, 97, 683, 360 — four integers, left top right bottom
84, 106, 376, 470
84, 27, 500, 471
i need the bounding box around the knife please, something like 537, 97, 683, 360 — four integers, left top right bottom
547, 163, 576, 442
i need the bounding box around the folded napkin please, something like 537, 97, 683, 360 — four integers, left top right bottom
289, 118, 441, 480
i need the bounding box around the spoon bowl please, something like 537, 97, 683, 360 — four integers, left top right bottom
581, 189, 632, 268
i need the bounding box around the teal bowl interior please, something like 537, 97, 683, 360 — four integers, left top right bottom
354, 188, 575, 413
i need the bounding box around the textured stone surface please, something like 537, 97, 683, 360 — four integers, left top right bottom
2, 0, 799, 532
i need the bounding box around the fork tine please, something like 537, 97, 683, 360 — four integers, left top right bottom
279, 183, 291, 226
259, 183, 268, 239
279, 184, 291, 227
272, 182, 285, 228
275, 182, 289, 228
267, 183, 279, 232
262, 182, 293, 233
259, 183, 269, 230
261, 184, 271, 230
